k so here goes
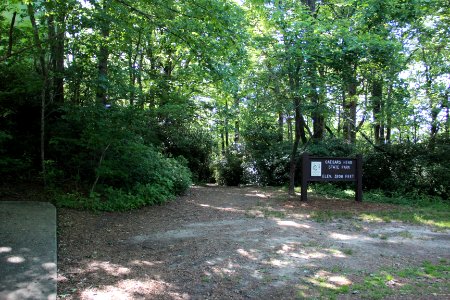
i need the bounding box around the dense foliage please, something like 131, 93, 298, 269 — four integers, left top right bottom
0, 0, 448, 210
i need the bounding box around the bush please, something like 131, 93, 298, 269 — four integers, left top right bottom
159, 127, 214, 183
362, 139, 450, 199
243, 143, 291, 186
0, 131, 32, 179
0, 62, 42, 177
95, 141, 191, 195
213, 151, 244, 186
50, 104, 192, 210
306, 138, 356, 157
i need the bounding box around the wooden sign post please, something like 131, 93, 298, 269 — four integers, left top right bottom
301, 153, 363, 202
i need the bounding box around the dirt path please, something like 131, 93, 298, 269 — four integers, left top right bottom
57, 185, 450, 299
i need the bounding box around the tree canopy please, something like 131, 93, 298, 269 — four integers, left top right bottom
1, 0, 449, 209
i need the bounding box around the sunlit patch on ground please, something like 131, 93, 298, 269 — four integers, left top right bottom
6, 256, 25, 263
237, 248, 259, 260
0, 247, 12, 253
81, 279, 190, 300
86, 261, 130, 276
277, 220, 311, 229
57, 186, 450, 299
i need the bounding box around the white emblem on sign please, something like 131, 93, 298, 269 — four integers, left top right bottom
311, 162, 322, 176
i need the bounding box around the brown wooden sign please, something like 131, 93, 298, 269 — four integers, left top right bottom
301, 153, 363, 201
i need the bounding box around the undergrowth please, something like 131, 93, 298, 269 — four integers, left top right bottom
313, 260, 450, 300
305, 183, 450, 228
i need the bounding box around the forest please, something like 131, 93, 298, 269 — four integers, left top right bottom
0, 0, 449, 210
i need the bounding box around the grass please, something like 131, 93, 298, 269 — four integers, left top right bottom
305, 183, 450, 229
342, 248, 354, 255
302, 260, 450, 300
398, 230, 414, 239
262, 209, 286, 218
347, 260, 450, 299
309, 210, 354, 222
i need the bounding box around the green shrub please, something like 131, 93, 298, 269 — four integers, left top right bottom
306, 137, 356, 157
0, 62, 43, 177
0, 130, 32, 179
242, 141, 291, 186
159, 127, 214, 183
50, 104, 192, 211
362, 140, 450, 199
213, 151, 244, 186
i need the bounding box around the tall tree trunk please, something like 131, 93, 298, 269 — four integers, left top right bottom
372, 79, 383, 145
278, 111, 284, 142
422, 49, 440, 148
145, 34, 156, 108
234, 96, 240, 144
287, 117, 293, 142
96, 2, 110, 105
302, 0, 316, 13
273, 78, 283, 142
343, 78, 358, 143
304, 0, 324, 140
129, 30, 142, 106
7, 11, 17, 57
445, 92, 449, 138
28, 3, 48, 183
54, 11, 65, 104
137, 51, 144, 106
46, 1, 65, 104
48, 14, 55, 104
128, 49, 134, 105
385, 84, 393, 144
225, 99, 229, 148
312, 88, 324, 139
221, 128, 225, 154
310, 67, 324, 140
68, 27, 81, 104
288, 98, 301, 196
288, 96, 308, 196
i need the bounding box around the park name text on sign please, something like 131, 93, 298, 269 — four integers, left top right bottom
310, 158, 356, 181
301, 153, 363, 201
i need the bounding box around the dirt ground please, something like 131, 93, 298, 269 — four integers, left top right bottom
56, 185, 450, 299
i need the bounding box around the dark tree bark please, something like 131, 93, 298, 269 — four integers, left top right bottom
302, 0, 316, 13
234, 96, 240, 144
309, 66, 324, 140
96, 1, 110, 105
386, 84, 393, 144
342, 76, 358, 143
287, 117, 293, 142
54, 14, 65, 104
286, 60, 308, 195
372, 79, 383, 145
45, 1, 65, 104
225, 98, 229, 149
311, 79, 324, 140
422, 48, 440, 148
278, 111, 284, 142
28, 3, 48, 183
144, 32, 156, 108
7, 11, 17, 57
288, 96, 308, 195
444, 92, 449, 138
137, 51, 144, 105
304, 0, 324, 140
128, 30, 142, 105
221, 128, 225, 154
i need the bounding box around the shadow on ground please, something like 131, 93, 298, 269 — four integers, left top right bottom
57, 185, 450, 299
0, 201, 57, 300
